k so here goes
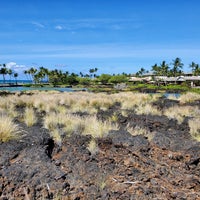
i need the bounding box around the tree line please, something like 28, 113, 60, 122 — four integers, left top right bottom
136, 57, 200, 77
1, 57, 200, 85
24, 67, 127, 85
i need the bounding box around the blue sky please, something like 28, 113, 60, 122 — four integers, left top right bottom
1, 0, 200, 77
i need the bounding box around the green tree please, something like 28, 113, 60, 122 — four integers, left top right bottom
160, 61, 169, 76
89, 68, 98, 78
171, 57, 183, 77
136, 67, 146, 77
49, 69, 62, 85
0, 64, 8, 83
190, 62, 200, 76
151, 64, 160, 75
34, 66, 49, 83
28, 67, 37, 83
98, 74, 112, 84
109, 75, 128, 84
24, 70, 30, 81
151, 61, 169, 76
65, 73, 79, 85
78, 77, 91, 86
14, 73, 18, 84
8, 69, 13, 82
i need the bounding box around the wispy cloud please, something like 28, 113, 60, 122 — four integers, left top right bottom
31, 21, 45, 28
53, 18, 141, 31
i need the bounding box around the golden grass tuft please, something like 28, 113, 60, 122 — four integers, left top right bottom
135, 104, 161, 116
49, 128, 62, 146
23, 107, 37, 127
109, 112, 118, 122
126, 125, 149, 136
0, 115, 20, 142
63, 114, 85, 135
119, 92, 160, 110
43, 112, 63, 131
188, 118, 200, 141
83, 116, 118, 138
179, 92, 200, 104
87, 139, 99, 155
164, 105, 199, 124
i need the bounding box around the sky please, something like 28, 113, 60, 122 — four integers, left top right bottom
1, 0, 200, 78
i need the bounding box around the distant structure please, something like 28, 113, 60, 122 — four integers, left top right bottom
129, 72, 200, 87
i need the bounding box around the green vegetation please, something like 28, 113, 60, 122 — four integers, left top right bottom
1, 57, 200, 95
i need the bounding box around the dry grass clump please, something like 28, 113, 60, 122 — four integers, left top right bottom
49, 128, 62, 146
63, 114, 85, 135
7, 105, 18, 118
109, 112, 118, 122
135, 104, 161, 116
164, 105, 199, 124
44, 112, 118, 139
14, 95, 34, 108
43, 113, 85, 138
188, 118, 200, 141
70, 103, 97, 114
23, 107, 37, 127
118, 92, 160, 110
89, 95, 114, 110
87, 139, 99, 155
43, 112, 65, 131
126, 124, 154, 141
83, 116, 118, 138
179, 92, 200, 104
126, 125, 149, 136
33, 94, 59, 113
0, 115, 20, 142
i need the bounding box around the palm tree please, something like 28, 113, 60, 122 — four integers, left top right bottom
171, 57, 183, 77
94, 68, 98, 77
37, 66, 50, 83
160, 61, 169, 76
89, 68, 95, 78
151, 64, 160, 75
190, 62, 200, 76
8, 69, 13, 83
136, 67, 146, 77
28, 67, 37, 83
0, 64, 8, 83
14, 73, 18, 84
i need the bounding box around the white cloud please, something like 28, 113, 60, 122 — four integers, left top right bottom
6, 62, 17, 69
55, 25, 63, 30
6, 62, 27, 72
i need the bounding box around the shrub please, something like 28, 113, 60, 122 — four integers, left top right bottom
78, 77, 91, 85
98, 74, 112, 84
